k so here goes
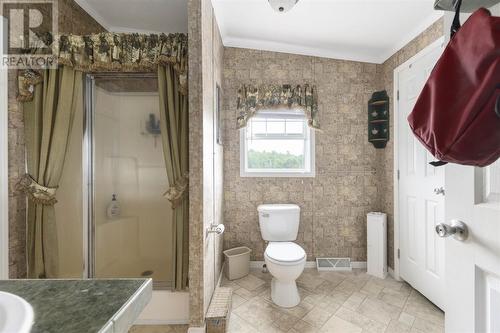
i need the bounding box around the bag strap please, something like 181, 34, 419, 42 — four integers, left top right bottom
451, 0, 462, 38
430, 160, 448, 167
495, 94, 500, 119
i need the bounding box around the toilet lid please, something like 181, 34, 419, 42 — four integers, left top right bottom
265, 242, 305, 262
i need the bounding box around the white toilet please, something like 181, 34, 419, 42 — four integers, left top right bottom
258, 204, 306, 308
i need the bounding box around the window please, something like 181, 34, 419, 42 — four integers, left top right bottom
240, 110, 315, 177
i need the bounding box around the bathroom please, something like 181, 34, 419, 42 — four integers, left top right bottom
1, 0, 500, 332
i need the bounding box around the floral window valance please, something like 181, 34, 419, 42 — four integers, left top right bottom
17, 32, 187, 101
237, 84, 319, 129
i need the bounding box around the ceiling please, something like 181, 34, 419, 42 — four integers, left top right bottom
212, 0, 444, 64
75, 0, 443, 64
74, 0, 188, 33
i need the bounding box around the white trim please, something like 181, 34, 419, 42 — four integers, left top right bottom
392, 36, 445, 283
249, 261, 316, 269
0, 16, 9, 279
135, 319, 189, 325
240, 124, 316, 178
249, 261, 266, 269
220, 13, 443, 64
351, 261, 367, 269
378, 12, 444, 64
72, 0, 112, 31
223, 36, 380, 64
187, 326, 206, 333
388, 267, 395, 279
249, 261, 367, 269
107, 26, 165, 34
73, 0, 177, 34
217, 262, 225, 287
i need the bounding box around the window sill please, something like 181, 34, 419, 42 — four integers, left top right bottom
240, 171, 316, 178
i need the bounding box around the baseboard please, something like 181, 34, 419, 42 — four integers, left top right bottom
187, 326, 206, 333
134, 319, 189, 325
249, 261, 316, 269
249, 260, 265, 269
351, 261, 367, 269
217, 262, 225, 287
306, 261, 317, 268
250, 260, 367, 269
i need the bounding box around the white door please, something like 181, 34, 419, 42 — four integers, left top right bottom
443, 4, 500, 331
397, 39, 446, 309
445, 161, 500, 332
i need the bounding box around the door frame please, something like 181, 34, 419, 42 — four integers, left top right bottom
392, 36, 445, 281
0, 17, 9, 279
83, 72, 171, 288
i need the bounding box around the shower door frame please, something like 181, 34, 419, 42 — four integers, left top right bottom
83, 72, 165, 287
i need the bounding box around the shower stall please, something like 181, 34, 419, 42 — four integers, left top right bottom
55, 73, 175, 290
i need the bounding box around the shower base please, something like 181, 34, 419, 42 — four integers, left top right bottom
96, 257, 170, 289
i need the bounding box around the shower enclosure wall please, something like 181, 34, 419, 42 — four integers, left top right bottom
55, 73, 174, 289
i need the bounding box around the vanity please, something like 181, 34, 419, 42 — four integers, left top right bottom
0, 279, 152, 333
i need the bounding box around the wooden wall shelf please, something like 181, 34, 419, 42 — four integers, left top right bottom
368, 90, 389, 149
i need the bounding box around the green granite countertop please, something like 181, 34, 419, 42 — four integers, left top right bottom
0, 279, 152, 333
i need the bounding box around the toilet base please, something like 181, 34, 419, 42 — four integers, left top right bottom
271, 278, 300, 308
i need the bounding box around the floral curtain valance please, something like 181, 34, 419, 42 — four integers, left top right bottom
56, 33, 187, 72
17, 32, 188, 101
237, 84, 320, 129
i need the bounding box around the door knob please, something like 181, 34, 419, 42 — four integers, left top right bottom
434, 187, 445, 195
435, 219, 468, 241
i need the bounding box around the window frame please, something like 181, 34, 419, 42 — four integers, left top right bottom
239, 111, 315, 178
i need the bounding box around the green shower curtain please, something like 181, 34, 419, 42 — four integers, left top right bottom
158, 64, 189, 290
15, 32, 187, 281
21, 66, 82, 278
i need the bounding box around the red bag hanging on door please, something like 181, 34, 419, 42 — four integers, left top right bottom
407, 1, 500, 167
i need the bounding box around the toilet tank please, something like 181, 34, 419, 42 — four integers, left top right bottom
258, 204, 300, 241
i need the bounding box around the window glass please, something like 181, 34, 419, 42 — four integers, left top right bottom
266, 119, 286, 134
241, 111, 314, 177
247, 139, 305, 169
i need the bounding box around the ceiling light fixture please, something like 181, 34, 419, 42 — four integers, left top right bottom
268, 0, 299, 13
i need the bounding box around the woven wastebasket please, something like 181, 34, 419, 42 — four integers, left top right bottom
223, 247, 251, 280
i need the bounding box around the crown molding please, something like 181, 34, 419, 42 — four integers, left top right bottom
378, 11, 444, 64
223, 36, 380, 64
107, 26, 165, 34
73, 0, 112, 31
220, 11, 444, 64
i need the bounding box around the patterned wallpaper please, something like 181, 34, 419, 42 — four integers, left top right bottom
7, 0, 106, 279
187, 0, 204, 326
222, 48, 383, 262
221, 18, 444, 268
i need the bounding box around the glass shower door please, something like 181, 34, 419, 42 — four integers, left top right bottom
87, 74, 173, 289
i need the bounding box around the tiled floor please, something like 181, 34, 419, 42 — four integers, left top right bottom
129, 268, 444, 333
222, 268, 444, 333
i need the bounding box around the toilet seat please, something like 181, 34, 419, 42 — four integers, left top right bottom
265, 242, 306, 265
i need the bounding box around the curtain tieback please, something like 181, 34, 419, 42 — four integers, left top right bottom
163, 173, 189, 209
17, 69, 43, 102
179, 73, 188, 95
16, 174, 58, 206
